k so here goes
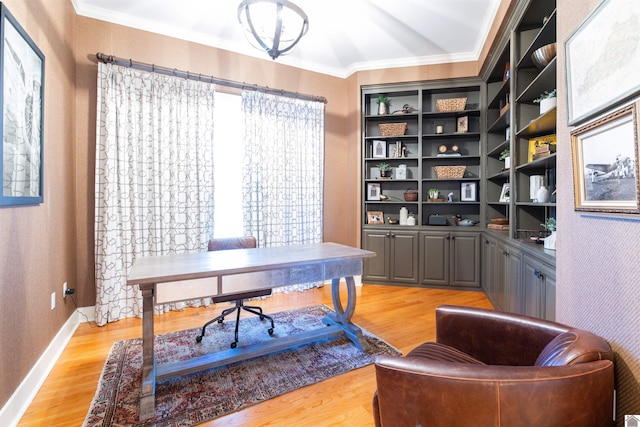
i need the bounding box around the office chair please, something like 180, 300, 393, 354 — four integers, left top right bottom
195, 236, 274, 348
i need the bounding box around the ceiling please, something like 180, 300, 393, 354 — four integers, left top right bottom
72, 0, 502, 78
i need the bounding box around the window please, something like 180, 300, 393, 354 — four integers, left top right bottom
213, 91, 243, 238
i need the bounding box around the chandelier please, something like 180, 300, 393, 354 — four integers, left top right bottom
237, 0, 309, 60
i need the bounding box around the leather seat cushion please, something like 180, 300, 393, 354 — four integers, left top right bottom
406, 341, 485, 365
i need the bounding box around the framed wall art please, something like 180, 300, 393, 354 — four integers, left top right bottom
565, 0, 640, 125
571, 102, 640, 213
0, 3, 45, 206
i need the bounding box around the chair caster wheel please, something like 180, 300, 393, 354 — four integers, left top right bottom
259, 315, 265, 320
196, 335, 203, 343
268, 328, 274, 335
218, 319, 223, 324
230, 342, 237, 349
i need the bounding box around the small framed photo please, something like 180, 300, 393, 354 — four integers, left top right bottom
499, 183, 510, 203
571, 102, 640, 213
502, 61, 510, 82
460, 182, 477, 202
367, 211, 384, 224
372, 140, 386, 158
457, 115, 468, 133
367, 183, 381, 201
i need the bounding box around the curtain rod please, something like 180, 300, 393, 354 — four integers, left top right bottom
95, 52, 328, 104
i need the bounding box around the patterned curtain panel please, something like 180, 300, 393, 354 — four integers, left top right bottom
94, 63, 216, 326
241, 91, 324, 292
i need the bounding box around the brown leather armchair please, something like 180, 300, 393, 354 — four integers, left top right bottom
373, 305, 615, 427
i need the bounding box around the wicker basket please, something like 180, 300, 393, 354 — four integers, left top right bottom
436, 97, 467, 112
379, 123, 407, 136
435, 165, 466, 179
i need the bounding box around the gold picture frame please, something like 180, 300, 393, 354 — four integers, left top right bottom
571, 102, 640, 213
367, 211, 384, 224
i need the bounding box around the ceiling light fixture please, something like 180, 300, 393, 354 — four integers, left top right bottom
237, 0, 309, 60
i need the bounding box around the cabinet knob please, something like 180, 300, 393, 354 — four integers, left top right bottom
389, 233, 395, 238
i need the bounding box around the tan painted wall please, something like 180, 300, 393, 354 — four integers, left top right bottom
0, 0, 77, 406
556, 0, 640, 420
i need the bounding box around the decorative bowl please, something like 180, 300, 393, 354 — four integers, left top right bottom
531, 43, 556, 69
404, 191, 418, 201
491, 217, 509, 225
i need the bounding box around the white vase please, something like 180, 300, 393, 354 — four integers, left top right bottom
540, 97, 556, 115
536, 186, 550, 203
544, 231, 556, 250
503, 156, 511, 170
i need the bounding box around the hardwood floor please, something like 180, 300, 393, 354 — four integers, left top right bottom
17, 284, 493, 426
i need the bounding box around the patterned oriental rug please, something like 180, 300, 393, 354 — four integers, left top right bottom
83, 305, 400, 427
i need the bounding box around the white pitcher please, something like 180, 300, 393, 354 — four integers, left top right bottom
536, 186, 550, 203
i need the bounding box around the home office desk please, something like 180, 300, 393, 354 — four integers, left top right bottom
127, 242, 376, 420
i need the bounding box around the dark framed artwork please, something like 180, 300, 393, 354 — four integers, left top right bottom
0, 3, 45, 206
571, 102, 640, 213
565, 0, 640, 126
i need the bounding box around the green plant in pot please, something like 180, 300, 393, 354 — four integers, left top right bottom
541, 217, 556, 251
428, 188, 439, 200
376, 94, 390, 115
499, 148, 511, 170
533, 89, 557, 115
377, 162, 392, 178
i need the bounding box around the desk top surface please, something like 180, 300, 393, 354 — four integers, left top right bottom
127, 242, 375, 285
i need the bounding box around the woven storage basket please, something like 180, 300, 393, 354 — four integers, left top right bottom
379, 123, 407, 136
436, 97, 467, 112
435, 165, 466, 179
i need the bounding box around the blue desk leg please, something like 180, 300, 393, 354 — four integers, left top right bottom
324, 276, 370, 351
139, 285, 156, 420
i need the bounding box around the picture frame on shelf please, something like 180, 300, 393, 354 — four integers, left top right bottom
460, 182, 477, 202
499, 183, 510, 203
456, 115, 468, 133
367, 211, 384, 224
367, 183, 381, 201
570, 102, 640, 213
502, 61, 510, 83
565, 0, 640, 125
372, 140, 386, 158
0, 3, 45, 206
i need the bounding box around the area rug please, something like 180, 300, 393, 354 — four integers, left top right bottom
83, 304, 399, 427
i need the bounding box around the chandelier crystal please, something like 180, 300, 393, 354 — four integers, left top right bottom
237, 0, 309, 60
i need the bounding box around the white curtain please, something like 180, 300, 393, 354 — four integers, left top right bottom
94, 63, 216, 326
241, 91, 324, 292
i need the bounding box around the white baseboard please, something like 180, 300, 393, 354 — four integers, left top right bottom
0, 310, 85, 427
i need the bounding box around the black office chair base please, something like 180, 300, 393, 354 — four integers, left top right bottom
196, 300, 274, 348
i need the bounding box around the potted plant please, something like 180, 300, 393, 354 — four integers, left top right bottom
376, 94, 390, 115
428, 188, 440, 200
542, 217, 556, 250
499, 148, 511, 170
407, 211, 416, 226
533, 89, 557, 115
376, 162, 392, 178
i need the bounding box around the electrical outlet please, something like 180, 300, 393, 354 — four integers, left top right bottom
51, 292, 56, 310
63, 282, 68, 298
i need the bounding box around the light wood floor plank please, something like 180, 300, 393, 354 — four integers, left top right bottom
17, 284, 492, 426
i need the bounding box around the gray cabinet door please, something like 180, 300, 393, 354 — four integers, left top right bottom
505, 246, 522, 314
390, 231, 419, 283
522, 254, 555, 320
451, 232, 480, 288
420, 232, 450, 286
363, 230, 390, 281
